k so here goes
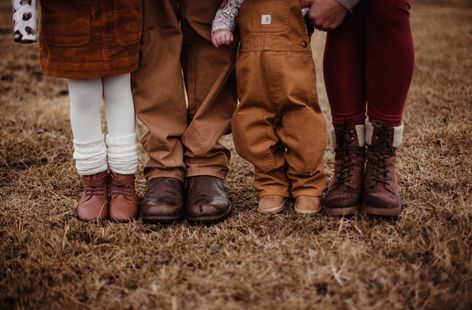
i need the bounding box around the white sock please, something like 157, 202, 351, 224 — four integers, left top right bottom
73, 136, 108, 176
106, 134, 138, 175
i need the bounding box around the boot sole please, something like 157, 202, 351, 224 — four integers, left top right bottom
142, 213, 184, 224
186, 204, 232, 225
323, 206, 359, 216
363, 205, 401, 217
294, 206, 321, 215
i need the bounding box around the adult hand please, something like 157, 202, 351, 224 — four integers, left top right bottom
308, 0, 348, 32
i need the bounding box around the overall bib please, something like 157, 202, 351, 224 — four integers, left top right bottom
232, 0, 327, 198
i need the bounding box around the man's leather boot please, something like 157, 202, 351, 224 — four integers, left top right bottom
77, 171, 109, 221
109, 172, 138, 221
186, 176, 231, 224
323, 123, 365, 216
141, 178, 185, 223
363, 121, 403, 216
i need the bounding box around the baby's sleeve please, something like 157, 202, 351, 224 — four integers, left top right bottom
211, 0, 243, 34
13, 0, 39, 43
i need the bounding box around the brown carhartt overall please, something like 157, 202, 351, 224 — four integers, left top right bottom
232, 0, 327, 199
132, 0, 238, 182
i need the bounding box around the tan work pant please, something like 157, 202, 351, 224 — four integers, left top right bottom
132, 0, 238, 182
232, 0, 327, 198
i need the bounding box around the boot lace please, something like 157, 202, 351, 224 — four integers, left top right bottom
84, 184, 105, 196
111, 182, 133, 197
370, 125, 394, 185
333, 124, 359, 186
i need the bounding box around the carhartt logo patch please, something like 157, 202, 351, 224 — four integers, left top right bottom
261, 14, 272, 25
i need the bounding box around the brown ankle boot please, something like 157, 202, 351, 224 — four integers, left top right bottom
77, 171, 109, 221
109, 172, 138, 221
363, 121, 403, 216
323, 124, 365, 216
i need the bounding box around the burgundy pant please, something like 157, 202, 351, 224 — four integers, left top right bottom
323, 0, 414, 126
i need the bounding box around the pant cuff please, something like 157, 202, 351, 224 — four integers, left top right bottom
257, 189, 291, 199
145, 169, 186, 183
186, 168, 228, 180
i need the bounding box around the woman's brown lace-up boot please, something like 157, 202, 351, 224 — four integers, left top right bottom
109, 172, 138, 221
76, 171, 109, 221
363, 121, 403, 216
323, 123, 366, 216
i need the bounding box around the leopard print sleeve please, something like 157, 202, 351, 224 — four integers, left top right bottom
211, 0, 244, 34
13, 0, 38, 43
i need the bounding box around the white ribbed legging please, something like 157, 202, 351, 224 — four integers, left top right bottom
68, 73, 138, 176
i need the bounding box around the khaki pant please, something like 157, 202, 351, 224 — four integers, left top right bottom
232, 0, 327, 198
132, 0, 238, 182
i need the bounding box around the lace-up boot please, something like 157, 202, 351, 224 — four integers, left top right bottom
109, 172, 138, 221
324, 123, 365, 216
363, 121, 403, 216
77, 171, 109, 221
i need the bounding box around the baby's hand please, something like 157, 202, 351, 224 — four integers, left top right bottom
211, 29, 234, 48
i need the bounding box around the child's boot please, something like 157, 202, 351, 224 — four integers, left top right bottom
258, 195, 288, 214
294, 196, 321, 215
77, 172, 109, 221
106, 134, 139, 221
73, 137, 109, 221
323, 123, 365, 216
363, 121, 403, 216
109, 172, 138, 221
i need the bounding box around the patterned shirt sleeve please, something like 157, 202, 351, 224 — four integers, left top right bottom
212, 0, 244, 34
13, 0, 39, 43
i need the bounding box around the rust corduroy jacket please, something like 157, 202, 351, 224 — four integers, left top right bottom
39, 0, 143, 79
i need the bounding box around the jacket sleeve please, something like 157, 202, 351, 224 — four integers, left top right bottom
335, 0, 361, 12
13, 0, 39, 43
211, 0, 244, 34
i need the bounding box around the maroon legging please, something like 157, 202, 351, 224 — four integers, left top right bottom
323, 0, 414, 127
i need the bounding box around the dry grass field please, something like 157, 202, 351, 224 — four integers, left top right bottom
1, 1, 471, 309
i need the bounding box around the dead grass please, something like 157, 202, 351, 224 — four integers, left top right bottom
1, 1, 471, 309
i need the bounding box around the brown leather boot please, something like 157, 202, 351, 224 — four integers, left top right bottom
186, 176, 231, 224
323, 124, 365, 216
141, 178, 184, 223
76, 171, 109, 221
258, 195, 288, 214
109, 172, 138, 221
363, 121, 403, 216
294, 196, 321, 215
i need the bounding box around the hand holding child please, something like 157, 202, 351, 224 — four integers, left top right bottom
211, 29, 234, 48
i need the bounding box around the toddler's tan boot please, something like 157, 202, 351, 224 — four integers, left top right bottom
294, 196, 321, 215
258, 195, 288, 214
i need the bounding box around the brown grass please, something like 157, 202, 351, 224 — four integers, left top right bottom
1, 1, 472, 309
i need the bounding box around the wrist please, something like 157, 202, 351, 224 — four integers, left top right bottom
335, 0, 359, 12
